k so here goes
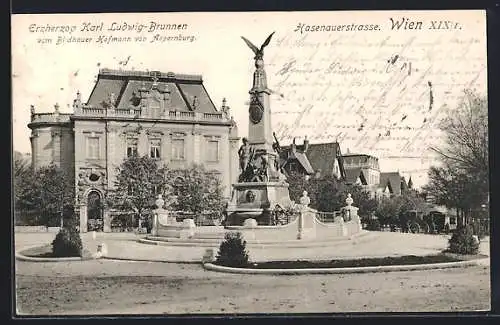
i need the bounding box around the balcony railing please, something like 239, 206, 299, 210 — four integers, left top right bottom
30, 113, 72, 124
73, 105, 228, 122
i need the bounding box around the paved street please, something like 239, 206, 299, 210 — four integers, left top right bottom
14, 231, 491, 315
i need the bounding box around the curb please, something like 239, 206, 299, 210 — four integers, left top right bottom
16, 245, 98, 262
202, 258, 489, 275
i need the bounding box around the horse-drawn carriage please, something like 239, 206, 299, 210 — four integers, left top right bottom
401, 208, 458, 234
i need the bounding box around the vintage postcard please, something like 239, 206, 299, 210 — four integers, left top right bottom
12, 10, 490, 315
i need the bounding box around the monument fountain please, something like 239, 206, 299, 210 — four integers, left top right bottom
145, 33, 365, 246
224, 32, 294, 226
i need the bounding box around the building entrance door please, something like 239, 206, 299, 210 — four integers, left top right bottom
87, 190, 104, 231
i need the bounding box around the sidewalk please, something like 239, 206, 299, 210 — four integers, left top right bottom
15, 231, 491, 264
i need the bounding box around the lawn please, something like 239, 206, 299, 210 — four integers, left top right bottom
20, 244, 93, 258
217, 253, 487, 269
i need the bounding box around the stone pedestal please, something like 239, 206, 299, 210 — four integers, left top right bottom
151, 213, 159, 236
225, 181, 293, 226
103, 210, 111, 233
297, 208, 317, 240
180, 219, 196, 239
344, 206, 361, 230
79, 204, 87, 233
335, 216, 348, 237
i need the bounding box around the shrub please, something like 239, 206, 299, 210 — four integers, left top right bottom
215, 232, 249, 267
52, 227, 83, 257
448, 225, 479, 255
365, 218, 381, 231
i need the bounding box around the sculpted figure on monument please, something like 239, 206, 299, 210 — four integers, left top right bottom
241, 32, 275, 64
238, 138, 254, 171
255, 156, 269, 182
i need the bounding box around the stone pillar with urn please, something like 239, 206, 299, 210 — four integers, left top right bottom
343, 193, 362, 232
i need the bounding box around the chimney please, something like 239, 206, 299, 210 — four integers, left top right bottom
291, 137, 297, 153
303, 135, 309, 153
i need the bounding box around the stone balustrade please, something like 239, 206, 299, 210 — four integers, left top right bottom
30, 113, 72, 124
72, 106, 228, 122
30, 106, 229, 124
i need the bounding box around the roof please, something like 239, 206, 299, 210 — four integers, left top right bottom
279, 148, 315, 174
294, 152, 315, 174
306, 142, 346, 178
379, 172, 405, 195
86, 68, 218, 113
279, 142, 346, 178
345, 168, 366, 184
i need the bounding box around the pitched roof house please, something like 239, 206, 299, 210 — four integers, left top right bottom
278, 138, 346, 179
378, 172, 409, 196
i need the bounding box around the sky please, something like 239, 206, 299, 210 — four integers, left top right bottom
11, 11, 487, 188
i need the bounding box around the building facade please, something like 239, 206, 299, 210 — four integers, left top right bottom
342, 153, 410, 199
28, 69, 240, 232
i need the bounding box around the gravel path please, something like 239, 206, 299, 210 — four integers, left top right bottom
16, 259, 490, 315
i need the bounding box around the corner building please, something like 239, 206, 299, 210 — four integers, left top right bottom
28, 69, 240, 232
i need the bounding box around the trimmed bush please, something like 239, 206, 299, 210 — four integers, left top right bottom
448, 225, 479, 255
215, 232, 249, 267
52, 227, 83, 257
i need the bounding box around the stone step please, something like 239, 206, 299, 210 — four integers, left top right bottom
141, 231, 374, 248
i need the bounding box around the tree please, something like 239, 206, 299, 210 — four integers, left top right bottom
375, 197, 402, 227
374, 190, 428, 229
306, 175, 340, 212
16, 164, 75, 227
166, 164, 226, 217
287, 173, 378, 216
285, 170, 310, 203
13, 152, 32, 224
335, 183, 378, 219
427, 90, 489, 223
424, 165, 485, 226
107, 155, 170, 227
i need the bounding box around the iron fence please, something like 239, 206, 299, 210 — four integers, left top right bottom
315, 211, 341, 223
171, 211, 223, 226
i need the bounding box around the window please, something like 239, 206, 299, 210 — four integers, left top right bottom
150, 139, 161, 159
171, 139, 185, 160
87, 137, 100, 159
89, 173, 100, 182
206, 140, 219, 162
127, 138, 138, 158
153, 185, 162, 196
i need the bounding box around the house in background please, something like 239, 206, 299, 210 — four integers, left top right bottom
377, 172, 410, 199
277, 137, 346, 180
275, 137, 412, 199
325, 151, 412, 199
